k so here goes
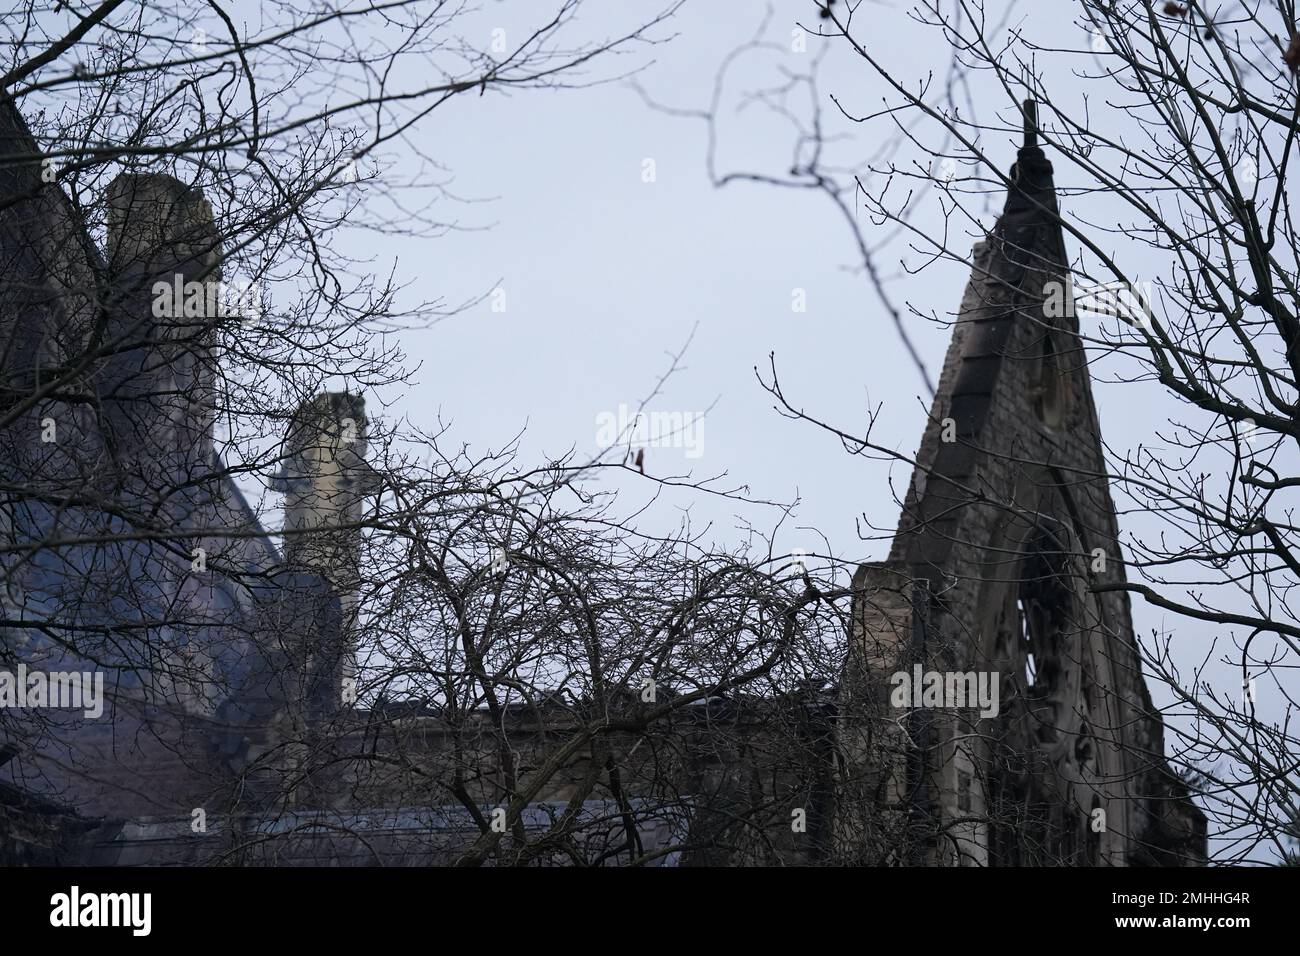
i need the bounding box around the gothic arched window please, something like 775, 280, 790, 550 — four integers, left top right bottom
1013, 535, 1072, 727
1032, 331, 1070, 429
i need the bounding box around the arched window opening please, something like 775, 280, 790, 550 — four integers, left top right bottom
1033, 332, 1069, 429
1015, 541, 1069, 698
1017, 595, 1046, 691
988, 525, 1101, 867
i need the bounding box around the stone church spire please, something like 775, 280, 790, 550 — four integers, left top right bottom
891, 99, 1075, 586
838, 102, 1206, 867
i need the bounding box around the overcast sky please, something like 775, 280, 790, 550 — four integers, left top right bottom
347, 1, 1001, 560
337, 2, 1173, 595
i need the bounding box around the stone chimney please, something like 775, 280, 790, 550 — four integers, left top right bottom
271, 392, 380, 707
105, 173, 222, 454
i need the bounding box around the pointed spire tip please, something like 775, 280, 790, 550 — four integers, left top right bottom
1022, 99, 1038, 150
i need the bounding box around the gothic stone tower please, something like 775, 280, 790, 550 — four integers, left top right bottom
837, 103, 1206, 867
